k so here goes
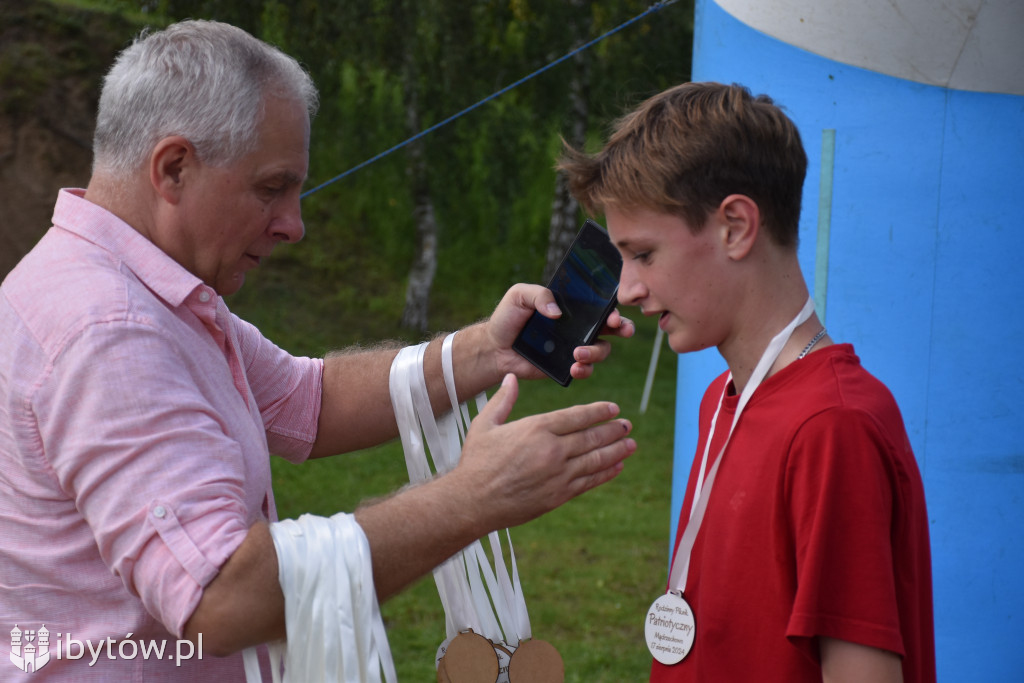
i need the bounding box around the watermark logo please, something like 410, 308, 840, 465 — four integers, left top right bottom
10, 624, 50, 673
7, 623, 202, 672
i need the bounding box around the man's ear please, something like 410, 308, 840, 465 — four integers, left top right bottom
717, 194, 761, 261
149, 136, 193, 205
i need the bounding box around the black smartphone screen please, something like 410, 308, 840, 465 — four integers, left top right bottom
512, 220, 623, 386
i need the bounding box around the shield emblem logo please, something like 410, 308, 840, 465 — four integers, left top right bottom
10, 624, 51, 673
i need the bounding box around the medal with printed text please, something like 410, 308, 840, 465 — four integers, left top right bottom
645, 591, 696, 665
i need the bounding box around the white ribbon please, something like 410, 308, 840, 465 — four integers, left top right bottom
389, 334, 531, 648
242, 513, 397, 683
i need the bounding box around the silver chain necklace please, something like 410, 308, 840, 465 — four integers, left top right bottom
798, 328, 827, 359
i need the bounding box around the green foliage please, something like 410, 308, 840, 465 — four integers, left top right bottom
0, 1, 143, 119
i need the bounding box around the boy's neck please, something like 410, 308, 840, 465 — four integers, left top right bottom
719, 257, 829, 394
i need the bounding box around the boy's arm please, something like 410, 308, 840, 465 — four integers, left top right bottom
820, 637, 903, 683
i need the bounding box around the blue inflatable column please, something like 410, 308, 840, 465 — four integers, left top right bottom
672, 1, 1024, 680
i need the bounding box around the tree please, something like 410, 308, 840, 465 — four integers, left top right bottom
395, 1, 438, 332
537, 0, 694, 278
543, 0, 591, 283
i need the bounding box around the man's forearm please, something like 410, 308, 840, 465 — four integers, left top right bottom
355, 470, 487, 600
309, 341, 404, 458
309, 323, 501, 458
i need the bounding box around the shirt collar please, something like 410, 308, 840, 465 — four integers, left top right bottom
52, 188, 216, 308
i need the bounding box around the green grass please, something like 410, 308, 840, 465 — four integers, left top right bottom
263, 312, 678, 681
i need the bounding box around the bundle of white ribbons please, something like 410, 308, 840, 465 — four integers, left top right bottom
388, 334, 531, 655
240, 332, 528, 682
241, 513, 397, 682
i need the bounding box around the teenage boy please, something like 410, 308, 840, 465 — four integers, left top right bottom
559, 82, 935, 683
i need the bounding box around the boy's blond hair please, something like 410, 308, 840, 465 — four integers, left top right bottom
559, 82, 807, 248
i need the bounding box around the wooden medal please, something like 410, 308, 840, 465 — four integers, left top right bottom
442, 631, 500, 683
507, 638, 564, 683
645, 591, 695, 665
437, 654, 452, 683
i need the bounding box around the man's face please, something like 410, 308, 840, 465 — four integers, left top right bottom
177, 95, 310, 296
606, 206, 731, 355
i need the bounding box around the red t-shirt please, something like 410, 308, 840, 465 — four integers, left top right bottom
650, 344, 935, 682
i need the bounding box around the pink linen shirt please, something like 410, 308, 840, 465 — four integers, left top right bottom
0, 189, 323, 680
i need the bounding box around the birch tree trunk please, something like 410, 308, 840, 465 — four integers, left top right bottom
399, 43, 438, 333
543, 0, 591, 283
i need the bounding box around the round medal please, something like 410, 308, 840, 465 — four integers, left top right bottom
442, 631, 500, 683
645, 592, 696, 665
436, 654, 452, 683
507, 638, 564, 683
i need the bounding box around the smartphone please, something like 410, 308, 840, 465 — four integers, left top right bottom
513, 219, 623, 386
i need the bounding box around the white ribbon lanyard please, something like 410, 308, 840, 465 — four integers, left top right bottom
645, 297, 815, 666
670, 297, 815, 592
389, 334, 532, 650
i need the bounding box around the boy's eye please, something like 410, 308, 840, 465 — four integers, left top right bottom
632, 252, 651, 263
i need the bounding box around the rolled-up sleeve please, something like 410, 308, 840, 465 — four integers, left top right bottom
231, 313, 323, 463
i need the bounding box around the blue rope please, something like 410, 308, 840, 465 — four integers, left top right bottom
301, 0, 679, 199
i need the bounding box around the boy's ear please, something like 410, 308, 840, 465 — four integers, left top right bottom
149, 136, 194, 205
717, 194, 761, 260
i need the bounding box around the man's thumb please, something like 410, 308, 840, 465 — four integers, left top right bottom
480, 373, 519, 426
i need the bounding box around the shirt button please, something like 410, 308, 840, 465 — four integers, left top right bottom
153, 505, 166, 519
198, 291, 211, 303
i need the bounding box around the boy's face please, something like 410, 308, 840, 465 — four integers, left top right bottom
607, 206, 732, 355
